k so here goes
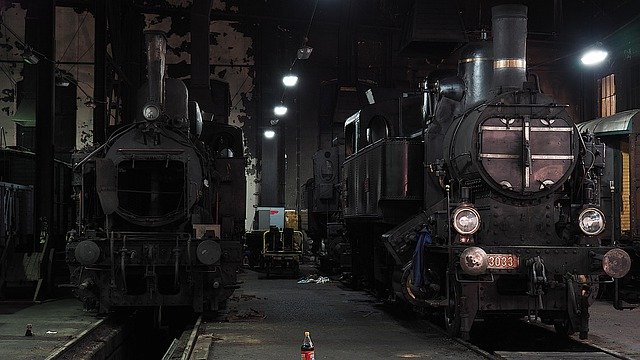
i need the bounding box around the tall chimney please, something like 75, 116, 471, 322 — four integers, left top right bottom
491, 4, 527, 91
144, 30, 166, 105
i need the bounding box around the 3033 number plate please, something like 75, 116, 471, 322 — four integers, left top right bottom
487, 254, 520, 269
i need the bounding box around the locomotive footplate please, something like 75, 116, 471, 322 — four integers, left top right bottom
67, 231, 240, 313
449, 245, 629, 277
444, 245, 632, 338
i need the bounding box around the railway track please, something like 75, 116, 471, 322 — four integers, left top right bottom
44, 314, 130, 360
456, 318, 633, 360
162, 315, 213, 360
386, 301, 633, 360
44, 308, 199, 360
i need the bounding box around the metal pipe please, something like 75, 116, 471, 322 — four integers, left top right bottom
173, 249, 180, 289
109, 230, 115, 287
144, 30, 166, 105
189, 0, 215, 114
0, 126, 6, 148
32, 0, 56, 255
93, 0, 107, 144
491, 4, 528, 91
120, 235, 127, 292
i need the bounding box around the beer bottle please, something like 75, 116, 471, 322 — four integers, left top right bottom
301, 331, 315, 360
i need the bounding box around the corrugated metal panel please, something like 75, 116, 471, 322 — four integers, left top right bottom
576, 109, 639, 136
621, 142, 631, 232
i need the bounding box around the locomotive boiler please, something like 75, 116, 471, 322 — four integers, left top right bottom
65, 31, 245, 314
343, 5, 632, 339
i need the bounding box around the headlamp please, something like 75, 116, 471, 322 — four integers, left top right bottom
578, 208, 605, 236
142, 103, 161, 121
452, 207, 481, 235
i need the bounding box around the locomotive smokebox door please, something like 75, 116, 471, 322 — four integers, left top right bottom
95, 158, 119, 214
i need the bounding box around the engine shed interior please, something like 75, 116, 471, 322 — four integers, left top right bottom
0, 0, 640, 359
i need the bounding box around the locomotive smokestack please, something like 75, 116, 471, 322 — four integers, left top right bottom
144, 30, 167, 105
491, 4, 527, 91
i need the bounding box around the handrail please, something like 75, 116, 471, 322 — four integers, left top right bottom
0, 126, 6, 148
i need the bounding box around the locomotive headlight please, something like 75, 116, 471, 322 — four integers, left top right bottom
142, 103, 161, 120
452, 207, 481, 235
578, 208, 605, 236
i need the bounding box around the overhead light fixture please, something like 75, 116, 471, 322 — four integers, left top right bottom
84, 97, 97, 108
297, 45, 313, 60
264, 129, 276, 139
282, 74, 298, 87
22, 47, 39, 65
55, 77, 70, 87
55, 71, 70, 87
581, 44, 608, 66
274, 104, 288, 116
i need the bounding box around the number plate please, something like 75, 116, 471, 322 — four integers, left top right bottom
487, 254, 520, 269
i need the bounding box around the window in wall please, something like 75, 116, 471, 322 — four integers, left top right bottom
599, 73, 616, 117
621, 141, 631, 232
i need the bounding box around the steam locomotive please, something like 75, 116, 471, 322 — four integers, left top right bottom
343, 5, 632, 339
301, 146, 350, 273
65, 31, 245, 314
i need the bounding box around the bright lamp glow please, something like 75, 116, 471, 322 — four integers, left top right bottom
578, 208, 605, 236
581, 49, 608, 66
452, 207, 481, 235
274, 105, 288, 116
282, 74, 298, 87
264, 130, 276, 139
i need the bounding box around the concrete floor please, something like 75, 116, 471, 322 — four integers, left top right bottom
205, 268, 484, 360
0, 299, 98, 359
586, 301, 640, 358
0, 268, 636, 359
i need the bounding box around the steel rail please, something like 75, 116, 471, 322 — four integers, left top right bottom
44, 318, 106, 360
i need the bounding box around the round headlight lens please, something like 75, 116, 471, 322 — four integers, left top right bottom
578, 208, 605, 236
453, 207, 481, 235
142, 103, 161, 120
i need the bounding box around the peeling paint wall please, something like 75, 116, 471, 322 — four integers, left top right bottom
0, 5, 95, 150
55, 7, 95, 149
1, 1, 258, 230
0, 3, 25, 147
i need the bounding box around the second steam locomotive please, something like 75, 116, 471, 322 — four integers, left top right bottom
65, 31, 245, 313
342, 5, 632, 339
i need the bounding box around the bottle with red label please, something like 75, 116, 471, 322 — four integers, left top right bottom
301, 331, 315, 360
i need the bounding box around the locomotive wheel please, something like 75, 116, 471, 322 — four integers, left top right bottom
401, 264, 441, 305
401, 266, 425, 305
444, 276, 461, 337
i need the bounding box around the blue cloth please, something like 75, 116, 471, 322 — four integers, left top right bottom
412, 227, 432, 288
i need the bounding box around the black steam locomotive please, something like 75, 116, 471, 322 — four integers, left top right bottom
65, 31, 245, 314
301, 146, 350, 273
343, 5, 632, 339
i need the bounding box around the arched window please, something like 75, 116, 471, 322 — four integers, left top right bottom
367, 116, 389, 143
